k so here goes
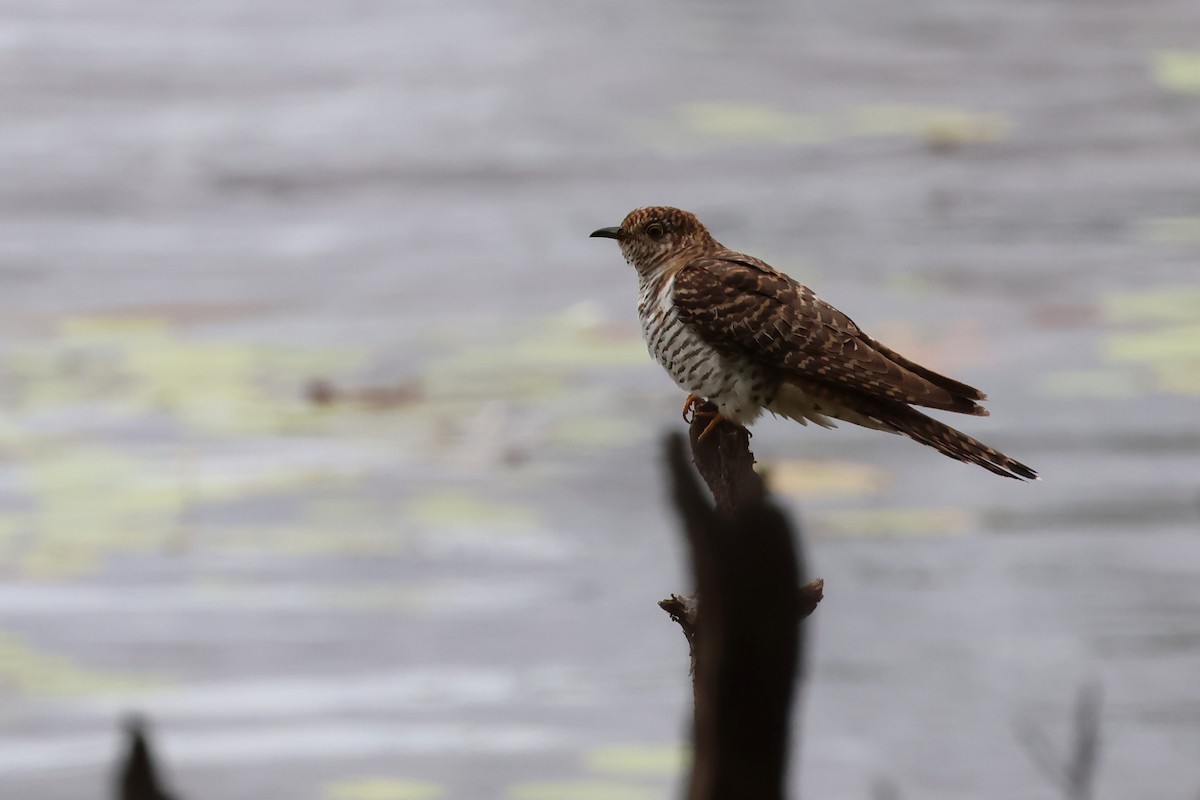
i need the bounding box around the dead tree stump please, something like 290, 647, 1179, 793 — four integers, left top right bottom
660, 407, 823, 800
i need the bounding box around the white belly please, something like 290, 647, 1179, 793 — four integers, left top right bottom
637, 274, 771, 424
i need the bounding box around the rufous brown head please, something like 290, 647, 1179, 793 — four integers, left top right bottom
590, 206, 716, 273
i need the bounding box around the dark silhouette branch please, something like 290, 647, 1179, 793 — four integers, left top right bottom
660, 405, 823, 800
685, 405, 765, 515
116, 715, 179, 800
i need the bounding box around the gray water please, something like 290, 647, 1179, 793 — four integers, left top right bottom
2, 1, 1200, 798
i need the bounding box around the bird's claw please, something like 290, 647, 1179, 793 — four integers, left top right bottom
684, 395, 752, 441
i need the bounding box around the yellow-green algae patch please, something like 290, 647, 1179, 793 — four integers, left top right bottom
1101, 287, 1200, 325
636, 102, 1011, 151
16, 447, 188, 578
763, 459, 891, 499
7, 441, 391, 578
1151, 362, 1200, 395
0, 516, 24, 550
1041, 370, 1143, 399
551, 416, 650, 448
325, 778, 444, 800
664, 103, 835, 146
197, 524, 406, 559
585, 743, 685, 777
815, 507, 975, 537
1104, 324, 1200, 363
0, 630, 167, 696
319, 579, 545, 613
422, 307, 647, 404
1152, 51, 1200, 93
1142, 217, 1200, 245
850, 104, 1010, 144
3, 314, 367, 437
407, 492, 540, 531
508, 781, 662, 800
1084, 288, 1200, 397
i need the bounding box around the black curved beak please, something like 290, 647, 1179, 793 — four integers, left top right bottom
589, 226, 622, 240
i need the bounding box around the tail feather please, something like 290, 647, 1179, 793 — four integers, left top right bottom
863, 336, 989, 408
888, 406, 1038, 481
775, 377, 1038, 480
864, 338, 984, 400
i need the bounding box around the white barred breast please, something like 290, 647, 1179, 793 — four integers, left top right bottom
636, 272, 773, 425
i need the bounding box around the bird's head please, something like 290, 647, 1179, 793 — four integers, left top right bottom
590, 206, 716, 273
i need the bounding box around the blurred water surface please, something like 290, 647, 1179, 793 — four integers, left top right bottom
2, 0, 1200, 798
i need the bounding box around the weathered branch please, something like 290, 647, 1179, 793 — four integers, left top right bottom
660, 405, 823, 800
659, 581, 824, 680
116, 715, 178, 800
686, 404, 765, 515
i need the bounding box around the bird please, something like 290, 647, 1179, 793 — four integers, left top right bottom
590, 206, 1037, 480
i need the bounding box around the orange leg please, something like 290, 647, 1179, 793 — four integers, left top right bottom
684, 395, 751, 441
688, 402, 751, 442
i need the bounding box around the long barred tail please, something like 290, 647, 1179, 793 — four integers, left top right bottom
776, 377, 1039, 480
890, 406, 1038, 481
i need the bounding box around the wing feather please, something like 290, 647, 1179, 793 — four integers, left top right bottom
672, 252, 987, 415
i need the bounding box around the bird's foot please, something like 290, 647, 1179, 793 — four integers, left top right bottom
691, 408, 751, 442
686, 398, 752, 441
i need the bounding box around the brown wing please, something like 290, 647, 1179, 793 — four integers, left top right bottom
672, 252, 987, 415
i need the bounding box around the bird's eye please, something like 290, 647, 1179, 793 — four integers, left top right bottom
645, 223, 665, 240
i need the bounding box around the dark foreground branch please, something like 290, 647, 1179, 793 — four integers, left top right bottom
116, 716, 178, 800
686, 406, 764, 515
659, 579, 823, 679
660, 407, 823, 800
